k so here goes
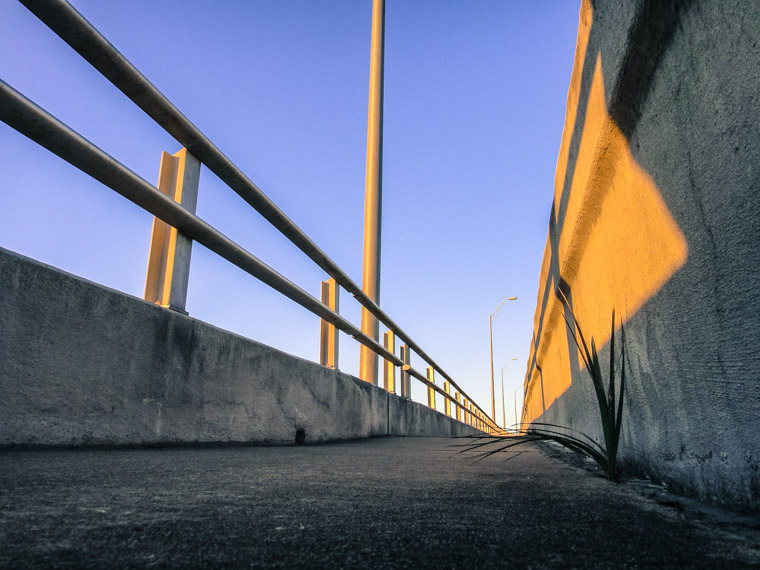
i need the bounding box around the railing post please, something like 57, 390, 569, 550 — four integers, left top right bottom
443, 381, 451, 417
319, 278, 340, 369
400, 344, 411, 398
383, 330, 395, 393
144, 148, 200, 313
426, 366, 436, 409
455, 391, 462, 422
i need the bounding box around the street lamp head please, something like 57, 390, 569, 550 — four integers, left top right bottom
489, 295, 518, 422
491, 296, 518, 319
500, 357, 519, 375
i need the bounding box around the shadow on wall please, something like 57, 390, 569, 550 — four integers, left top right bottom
523, 0, 760, 510
523, 0, 689, 420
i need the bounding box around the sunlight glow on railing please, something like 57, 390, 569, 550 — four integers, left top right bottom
2, 0, 500, 434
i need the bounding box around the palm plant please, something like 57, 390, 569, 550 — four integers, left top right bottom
462, 305, 626, 481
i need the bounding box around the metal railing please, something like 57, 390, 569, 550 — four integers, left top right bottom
1, 0, 499, 434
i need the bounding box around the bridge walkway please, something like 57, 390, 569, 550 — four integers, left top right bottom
1, 437, 757, 568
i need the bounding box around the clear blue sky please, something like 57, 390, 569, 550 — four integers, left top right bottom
0, 0, 580, 426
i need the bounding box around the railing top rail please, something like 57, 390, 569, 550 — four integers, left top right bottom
10, 0, 499, 431
0, 78, 402, 370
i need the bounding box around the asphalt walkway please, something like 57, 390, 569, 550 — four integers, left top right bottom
1, 437, 758, 569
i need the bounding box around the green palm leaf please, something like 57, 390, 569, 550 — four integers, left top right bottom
465, 304, 627, 481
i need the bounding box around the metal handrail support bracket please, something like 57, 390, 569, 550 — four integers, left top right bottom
426, 367, 436, 410
144, 149, 200, 313
400, 344, 411, 399
402, 364, 467, 418
383, 331, 395, 394
319, 278, 339, 369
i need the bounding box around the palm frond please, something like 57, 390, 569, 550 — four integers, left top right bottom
473, 305, 627, 482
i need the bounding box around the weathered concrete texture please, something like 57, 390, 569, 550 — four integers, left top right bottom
524, 0, 760, 511
0, 247, 479, 446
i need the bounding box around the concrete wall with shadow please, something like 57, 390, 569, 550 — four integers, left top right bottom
523, 0, 760, 510
0, 247, 479, 447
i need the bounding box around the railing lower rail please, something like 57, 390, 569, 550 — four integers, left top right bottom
2, 0, 500, 433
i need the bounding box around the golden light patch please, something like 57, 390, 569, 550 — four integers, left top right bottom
558, 53, 688, 349
523, 51, 688, 423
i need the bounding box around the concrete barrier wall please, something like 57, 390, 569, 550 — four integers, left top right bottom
524, 0, 760, 510
0, 247, 479, 447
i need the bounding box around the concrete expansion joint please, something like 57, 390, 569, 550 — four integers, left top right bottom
386, 392, 391, 437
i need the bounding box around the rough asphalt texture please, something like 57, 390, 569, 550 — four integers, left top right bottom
0, 437, 758, 569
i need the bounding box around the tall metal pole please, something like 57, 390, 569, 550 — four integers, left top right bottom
489, 296, 516, 421
359, 0, 385, 385
501, 367, 506, 428
489, 313, 496, 421
514, 389, 520, 430
501, 357, 517, 428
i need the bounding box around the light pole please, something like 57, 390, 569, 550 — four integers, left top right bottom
359, 0, 386, 385
489, 296, 517, 421
501, 357, 517, 428
514, 389, 518, 430
514, 388, 523, 431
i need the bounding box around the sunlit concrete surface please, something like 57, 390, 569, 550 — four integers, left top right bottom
524, 0, 760, 510
1, 438, 758, 569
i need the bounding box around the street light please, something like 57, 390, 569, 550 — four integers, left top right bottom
489, 296, 517, 421
501, 357, 517, 428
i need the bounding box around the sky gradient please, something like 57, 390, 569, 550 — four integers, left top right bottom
0, 0, 580, 426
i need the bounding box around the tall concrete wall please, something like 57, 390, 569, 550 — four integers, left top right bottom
524, 0, 760, 510
0, 247, 479, 447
